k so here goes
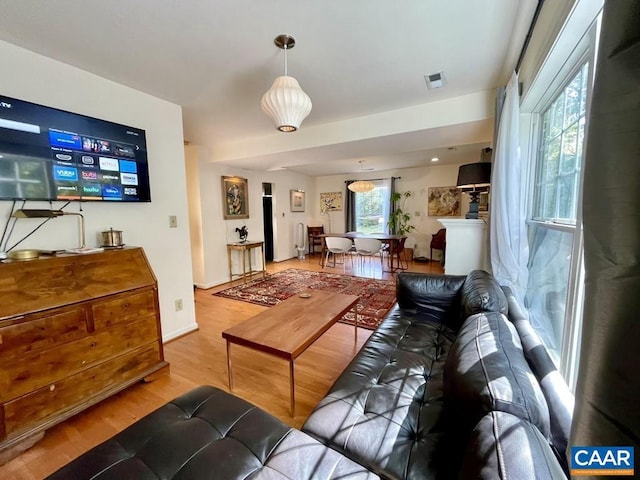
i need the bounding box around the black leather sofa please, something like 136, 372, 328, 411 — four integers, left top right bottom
47, 271, 572, 480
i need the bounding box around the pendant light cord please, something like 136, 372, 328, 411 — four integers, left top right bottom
283, 44, 288, 76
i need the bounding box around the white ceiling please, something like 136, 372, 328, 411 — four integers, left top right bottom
0, 0, 537, 175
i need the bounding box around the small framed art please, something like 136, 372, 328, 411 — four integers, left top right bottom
290, 189, 305, 212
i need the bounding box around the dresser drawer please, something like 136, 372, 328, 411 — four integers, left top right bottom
2, 343, 163, 438
0, 315, 159, 401
92, 289, 157, 329
0, 307, 89, 360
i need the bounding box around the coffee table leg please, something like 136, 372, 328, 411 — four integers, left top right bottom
226, 340, 233, 391
354, 302, 358, 343
289, 360, 295, 417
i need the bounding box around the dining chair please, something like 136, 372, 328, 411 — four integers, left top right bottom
430, 228, 446, 265
354, 237, 383, 277
324, 237, 354, 272
307, 225, 324, 255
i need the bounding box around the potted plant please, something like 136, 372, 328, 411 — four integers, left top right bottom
387, 191, 415, 235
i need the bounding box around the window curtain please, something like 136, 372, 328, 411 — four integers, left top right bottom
489, 71, 529, 304
345, 181, 356, 232
389, 177, 397, 234
571, 0, 640, 455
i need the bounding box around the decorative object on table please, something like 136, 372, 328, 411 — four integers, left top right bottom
427, 186, 461, 217
320, 192, 343, 211
290, 189, 305, 212
235, 225, 248, 243
222, 176, 249, 219
456, 162, 491, 219
213, 268, 396, 330
261, 34, 312, 133
100, 228, 124, 247
387, 191, 416, 235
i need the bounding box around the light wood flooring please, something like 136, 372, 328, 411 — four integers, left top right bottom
0, 254, 443, 479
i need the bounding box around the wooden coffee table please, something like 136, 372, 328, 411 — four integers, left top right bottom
221, 289, 359, 416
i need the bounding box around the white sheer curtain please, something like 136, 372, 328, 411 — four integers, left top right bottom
490, 71, 529, 304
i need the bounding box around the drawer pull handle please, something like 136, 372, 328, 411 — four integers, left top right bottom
50, 384, 55, 392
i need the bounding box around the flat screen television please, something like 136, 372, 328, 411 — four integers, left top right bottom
0, 94, 151, 202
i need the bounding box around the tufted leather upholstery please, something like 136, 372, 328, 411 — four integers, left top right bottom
304, 271, 568, 480
444, 311, 551, 439
459, 411, 567, 480
47, 386, 378, 480
303, 304, 457, 479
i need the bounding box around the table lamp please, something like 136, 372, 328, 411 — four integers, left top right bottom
456, 163, 491, 219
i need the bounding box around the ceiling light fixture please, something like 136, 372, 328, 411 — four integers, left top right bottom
348, 161, 375, 193
261, 34, 312, 133
431, 157, 439, 162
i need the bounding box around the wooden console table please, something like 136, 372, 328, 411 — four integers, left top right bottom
226, 240, 267, 283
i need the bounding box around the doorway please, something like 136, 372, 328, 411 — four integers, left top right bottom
262, 183, 274, 261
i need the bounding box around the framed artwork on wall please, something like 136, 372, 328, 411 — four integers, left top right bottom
290, 189, 305, 212
320, 191, 343, 211
428, 186, 461, 217
222, 176, 249, 219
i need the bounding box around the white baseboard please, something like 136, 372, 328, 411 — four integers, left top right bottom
162, 322, 199, 343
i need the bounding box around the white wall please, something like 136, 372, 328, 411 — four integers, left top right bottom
188, 145, 314, 288
313, 162, 473, 259
0, 40, 197, 342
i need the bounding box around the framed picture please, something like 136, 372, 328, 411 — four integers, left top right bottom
320, 191, 343, 212
222, 176, 249, 219
290, 189, 305, 212
428, 186, 461, 217
479, 191, 489, 212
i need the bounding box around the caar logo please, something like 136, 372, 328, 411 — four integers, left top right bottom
571, 447, 634, 476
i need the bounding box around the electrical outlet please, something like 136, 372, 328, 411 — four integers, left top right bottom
169, 215, 177, 228
174, 299, 183, 311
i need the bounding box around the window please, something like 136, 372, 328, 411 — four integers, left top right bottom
354, 180, 390, 234
533, 63, 589, 223
520, 0, 602, 388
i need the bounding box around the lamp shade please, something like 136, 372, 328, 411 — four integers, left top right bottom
261, 76, 312, 132
456, 162, 492, 191
348, 180, 375, 193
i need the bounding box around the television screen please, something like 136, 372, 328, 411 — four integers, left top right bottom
0, 95, 151, 202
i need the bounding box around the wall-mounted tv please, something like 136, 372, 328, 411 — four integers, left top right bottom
0, 95, 151, 202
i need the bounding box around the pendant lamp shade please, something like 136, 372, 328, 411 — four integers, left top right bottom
261, 34, 312, 133
261, 76, 312, 132
348, 180, 375, 193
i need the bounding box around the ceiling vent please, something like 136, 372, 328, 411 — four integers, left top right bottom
424, 71, 446, 90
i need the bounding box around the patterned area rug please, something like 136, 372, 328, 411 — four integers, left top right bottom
213, 268, 396, 330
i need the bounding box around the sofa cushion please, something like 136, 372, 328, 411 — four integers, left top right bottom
457, 270, 508, 331
460, 411, 567, 479
47, 386, 378, 480
444, 311, 551, 438
303, 309, 457, 480
396, 272, 466, 326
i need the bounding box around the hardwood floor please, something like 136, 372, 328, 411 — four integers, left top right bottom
0, 254, 443, 479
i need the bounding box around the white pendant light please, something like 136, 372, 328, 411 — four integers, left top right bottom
348, 161, 375, 193
348, 180, 375, 193
261, 34, 312, 132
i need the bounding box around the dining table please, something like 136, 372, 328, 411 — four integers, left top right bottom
319, 232, 407, 272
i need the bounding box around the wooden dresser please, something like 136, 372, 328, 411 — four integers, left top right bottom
0, 247, 169, 462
